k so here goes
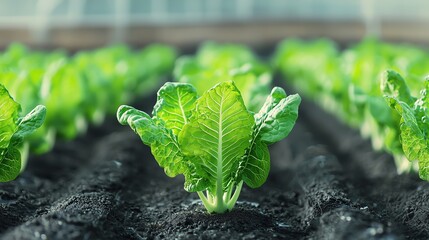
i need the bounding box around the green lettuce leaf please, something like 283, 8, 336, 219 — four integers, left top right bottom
152, 82, 198, 135
118, 105, 187, 177
117, 82, 209, 191
239, 138, 270, 189
0, 84, 46, 182
387, 97, 429, 179
179, 81, 254, 190
381, 70, 416, 105
238, 87, 301, 188
384, 71, 429, 179
0, 85, 20, 149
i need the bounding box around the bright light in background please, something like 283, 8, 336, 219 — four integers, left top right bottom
0, 0, 427, 47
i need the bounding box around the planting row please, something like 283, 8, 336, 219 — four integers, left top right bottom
0, 43, 177, 181
273, 38, 429, 180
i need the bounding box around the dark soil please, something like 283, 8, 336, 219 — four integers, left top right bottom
1, 93, 429, 240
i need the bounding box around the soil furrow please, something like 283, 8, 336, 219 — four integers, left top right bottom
1, 131, 139, 240
299, 98, 428, 239
292, 147, 400, 239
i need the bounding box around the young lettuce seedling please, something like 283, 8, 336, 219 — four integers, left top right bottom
117, 81, 300, 213
0, 84, 46, 182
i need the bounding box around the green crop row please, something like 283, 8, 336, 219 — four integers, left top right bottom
0, 43, 177, 181
273, 38, 429, 179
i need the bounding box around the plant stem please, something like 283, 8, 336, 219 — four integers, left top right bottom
197, 181, 244, 214
19, 142, 29, 173
227, 181, 243, 209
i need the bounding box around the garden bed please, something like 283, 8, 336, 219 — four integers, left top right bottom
1, 91, 428, 240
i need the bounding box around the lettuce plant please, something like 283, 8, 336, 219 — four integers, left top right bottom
382, 70, 428, 179
0, 84, 46, 182
118, 81, 300, 213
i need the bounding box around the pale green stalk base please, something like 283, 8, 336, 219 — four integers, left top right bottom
33, 127, 56, 154
75, 114, 89, 134
197, 181, 243, 214
394, 155, 419, 175
91, 109, 106, 126
19, 142, 30, 173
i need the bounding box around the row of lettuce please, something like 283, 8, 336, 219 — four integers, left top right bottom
273, 38, 429, 180
0, 43, 177, 181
